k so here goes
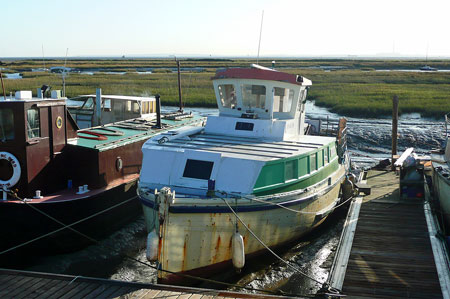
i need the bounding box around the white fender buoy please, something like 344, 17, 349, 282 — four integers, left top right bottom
0, 152, 21, 189
232, 232, 245, 269
146, 230, 159, 261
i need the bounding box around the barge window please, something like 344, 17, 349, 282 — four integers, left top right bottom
273, 87, 294, 112
310, 153, 317, 172
218, 84, 236, 109
241, 84, 266, 109
27, 107, 40, 139
0, 109, 14, 141
183, 159, 214, 180
324, 147, 329, 164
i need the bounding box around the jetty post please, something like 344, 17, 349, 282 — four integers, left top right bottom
391, 95, 399, 170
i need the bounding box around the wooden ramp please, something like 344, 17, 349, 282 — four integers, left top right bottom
0, 268, 286, 299
329, 170, 446, 298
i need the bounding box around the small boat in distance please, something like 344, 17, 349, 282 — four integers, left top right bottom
420, 65, 437, 71
138, 65, 351, 284
0, 91, 205, 267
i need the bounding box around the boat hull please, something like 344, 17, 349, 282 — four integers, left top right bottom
141, 165, 345, 284
0, 179, 141, 267
432, 165, 450, 231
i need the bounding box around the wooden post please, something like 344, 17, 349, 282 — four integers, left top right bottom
0, 71, 6, 100
391, 95, 399, 170
176, 59, 183, 112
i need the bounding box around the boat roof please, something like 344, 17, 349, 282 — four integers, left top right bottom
150, 133, 335, 162
212, 66, 312, 86
69, 115, 205, 151
75, 95, 155, 101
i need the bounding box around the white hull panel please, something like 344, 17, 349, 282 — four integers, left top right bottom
143, 165, 346, 282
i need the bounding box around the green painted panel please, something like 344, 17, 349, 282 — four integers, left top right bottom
253, 158, 340, 196
254, 163, 284, 189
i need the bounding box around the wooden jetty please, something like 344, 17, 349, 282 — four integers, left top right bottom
0, 268, 288, 298
328, 169, 450, 298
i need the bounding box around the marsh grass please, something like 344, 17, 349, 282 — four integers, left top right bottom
2, 59, 449, 117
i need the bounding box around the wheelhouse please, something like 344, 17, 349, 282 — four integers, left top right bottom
67, 94, 157, 128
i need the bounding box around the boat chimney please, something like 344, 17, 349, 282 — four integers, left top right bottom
95, 88, 102, 126
155, 94, 162, 129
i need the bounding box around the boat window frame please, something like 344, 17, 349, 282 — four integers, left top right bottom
26, 106, 41, 140
241, 83, 267, 110
0, 108, 15, 142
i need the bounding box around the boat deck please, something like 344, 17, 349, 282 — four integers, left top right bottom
0, 268, 286, 298
153, 133, 334, 161
328, 170, 449, 298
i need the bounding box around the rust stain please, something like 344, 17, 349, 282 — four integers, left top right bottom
181, 235, 187, 272
212, 236, 221, 264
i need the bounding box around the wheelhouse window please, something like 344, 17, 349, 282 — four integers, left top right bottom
142, 101, 153, 114
183, 159, 214, 180
218, 84, 236, 109
27, 107, 40, 139
241, 84, 266, 109
0, 109, 14, 141
126, 100, 140, 114
273, 87, 294, 112
102, 99, 112, 111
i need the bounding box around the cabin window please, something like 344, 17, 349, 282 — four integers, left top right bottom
318, 150, 324, 168
218, 84, 237, 109
83, 97, 94, 109
142, 101, 150, 114
299, 157, 308, 177
241, 84, 266, 109
0, 109, 14, 141
102, 99, 111, 111
324, 147, 329, 164
27, 107, 40, 139
183, 159, 214, 180
330, 145, 336, 158
126, 101, 140, 114
273, 87, 294, 112
285, 160, 297, 181
310, 153, 317, 172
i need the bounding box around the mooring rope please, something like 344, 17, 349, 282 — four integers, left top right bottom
220, 195, 331, 289
1, 191, 311, 297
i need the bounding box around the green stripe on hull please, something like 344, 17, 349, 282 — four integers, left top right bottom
253, 158, 340, 196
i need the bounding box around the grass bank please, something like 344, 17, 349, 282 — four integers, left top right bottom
1, 59, 449, 118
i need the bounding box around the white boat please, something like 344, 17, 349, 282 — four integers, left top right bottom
137, 65, 350, 284
431, 113, 450, 231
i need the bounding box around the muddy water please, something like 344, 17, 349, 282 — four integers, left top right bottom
25, 102, 447, 296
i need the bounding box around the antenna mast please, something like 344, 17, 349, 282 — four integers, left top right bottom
42, 44, 46, 70
256, 10, 264, 65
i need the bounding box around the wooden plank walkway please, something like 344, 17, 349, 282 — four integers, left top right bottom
330, 170, 444, 298
0, 268, 288, 299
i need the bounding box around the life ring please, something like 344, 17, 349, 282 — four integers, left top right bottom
0, 152, 21, 189
77, 131, 108, 141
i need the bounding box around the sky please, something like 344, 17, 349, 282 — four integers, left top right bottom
1, 0, 450, 58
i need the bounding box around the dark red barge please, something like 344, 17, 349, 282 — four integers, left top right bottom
0, 95, 204, 266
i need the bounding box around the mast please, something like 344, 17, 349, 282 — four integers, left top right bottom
175, 57, 183, 112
